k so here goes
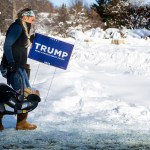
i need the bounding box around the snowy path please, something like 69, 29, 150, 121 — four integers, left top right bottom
1, 126, 150, 149
1, 37, 150, 149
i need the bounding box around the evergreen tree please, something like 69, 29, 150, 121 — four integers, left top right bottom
91, 0, 112, 27
92, 0, 150, 29
56, 3, 69, 36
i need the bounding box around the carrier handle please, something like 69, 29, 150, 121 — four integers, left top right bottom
17, 70, 25, 102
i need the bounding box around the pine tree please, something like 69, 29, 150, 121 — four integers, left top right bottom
56, 3, 69, 36
91, 0, 150, 29
91, 0, 112, 27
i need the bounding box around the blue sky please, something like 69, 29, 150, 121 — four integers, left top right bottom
49, 0, 95, 7
49, 0, 150, 7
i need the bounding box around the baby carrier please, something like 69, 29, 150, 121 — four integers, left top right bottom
0, 71, 41, 114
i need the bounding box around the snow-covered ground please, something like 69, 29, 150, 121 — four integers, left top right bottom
0, 29, 150, 149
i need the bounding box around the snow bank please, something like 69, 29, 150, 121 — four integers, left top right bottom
84, 28, 105, 38
67, 29, 86, 41
67, 27, 150, 40
131, 29, 150, 38
1, 27, 150, 148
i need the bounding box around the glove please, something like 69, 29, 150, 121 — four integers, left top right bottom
0, 65, 7, 78
30, 34, 36, 43
7, 62, 18, 72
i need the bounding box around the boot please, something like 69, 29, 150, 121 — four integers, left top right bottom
33, 90, 40, 96
16, 113, 37, 130
0, 113, 4, 131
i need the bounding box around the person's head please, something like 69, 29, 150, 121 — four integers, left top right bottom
17, 8, 35, 25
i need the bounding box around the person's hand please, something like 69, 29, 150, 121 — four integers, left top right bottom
7, 62, 18, 72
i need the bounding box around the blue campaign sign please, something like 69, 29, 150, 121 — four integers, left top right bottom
28, 33, 74, 70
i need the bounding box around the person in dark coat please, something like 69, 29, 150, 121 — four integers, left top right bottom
0, 8, 37, 130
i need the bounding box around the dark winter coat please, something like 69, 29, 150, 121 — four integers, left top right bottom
1, 19, 31, 68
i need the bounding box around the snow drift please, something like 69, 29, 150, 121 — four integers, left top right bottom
0, 27, 150, 149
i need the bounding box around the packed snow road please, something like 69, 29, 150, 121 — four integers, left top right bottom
0, 127, 150, 149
